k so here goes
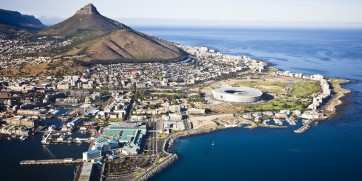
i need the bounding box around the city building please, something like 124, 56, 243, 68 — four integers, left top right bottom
82, 149, 102, 162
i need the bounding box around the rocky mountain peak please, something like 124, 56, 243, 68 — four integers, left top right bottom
75, 3, 100, 15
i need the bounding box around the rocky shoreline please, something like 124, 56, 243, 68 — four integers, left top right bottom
323, 79, 351, 118
333, 92, 351, 116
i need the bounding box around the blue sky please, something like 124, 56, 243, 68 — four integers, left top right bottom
1, 0, 362, 28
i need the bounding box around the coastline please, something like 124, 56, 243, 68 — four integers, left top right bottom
142, 121, 289, 180
333, 91, 351, 116
165, 126, 235, 153
323, 79, 351, 118
132, 52, 353, 181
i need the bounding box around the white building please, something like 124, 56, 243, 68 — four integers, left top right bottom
186, 108, 206, 115
82, 149, 102, 162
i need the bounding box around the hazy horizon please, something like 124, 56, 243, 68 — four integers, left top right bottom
1, 0, 362, 29
38, 18, 362, 30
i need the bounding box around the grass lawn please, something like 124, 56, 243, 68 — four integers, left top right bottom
157, 133, 168, 139
290, 81, 320, 97
237, 80, 288, 94
242, 98, 310, 112
268, 67, 279, 73
238, 80, 288, 87
156, 156, 166, 164
330, 78, 351, 93
108, 118, 124, 122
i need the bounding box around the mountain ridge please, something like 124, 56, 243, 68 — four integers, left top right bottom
0, 9, 46, 31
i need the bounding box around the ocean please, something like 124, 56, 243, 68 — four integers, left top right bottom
136, 27, 362, 181
1, 28, 362, 181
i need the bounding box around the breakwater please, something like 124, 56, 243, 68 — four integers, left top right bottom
134, 154, 178, 181
294, 120, 314, 134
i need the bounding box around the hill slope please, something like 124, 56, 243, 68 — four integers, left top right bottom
68, 29, 186, 63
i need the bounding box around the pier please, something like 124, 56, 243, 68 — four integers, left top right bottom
20, 158, 83, 165
294, 120, 314, 134
41, 129, 93, 145
50, 138, 93, 144
285, 117, 297, 126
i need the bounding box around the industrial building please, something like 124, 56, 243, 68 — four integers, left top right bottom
186, 108, 206, 115
83, 122, 147, 162
212, 87, 262, 103
82, 149, 102, 162
0, 125, 30, 136
102, 123, 147, 155
5, 116, 39, 128
158, 120, 185, 134
17, 109, 46, 116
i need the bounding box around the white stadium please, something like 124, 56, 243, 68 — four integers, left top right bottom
212, 87, 263, 103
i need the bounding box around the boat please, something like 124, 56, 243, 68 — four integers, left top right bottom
67, 138, 72, 143
48, 125, 56, 132
212, 140, 215, 146
60, 125, 68, 132
20, 136, 27, 141
75, 138, 82, 144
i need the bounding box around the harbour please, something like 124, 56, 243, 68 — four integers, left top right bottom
0, 107, 90, 181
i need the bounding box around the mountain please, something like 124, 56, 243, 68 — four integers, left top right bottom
39, 4, 130, 39
0, 4, 186, 76
0, 9, 45, 31
49, 3, 187, 63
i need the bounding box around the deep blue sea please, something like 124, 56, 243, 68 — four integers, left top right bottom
136, 27, 362, 181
